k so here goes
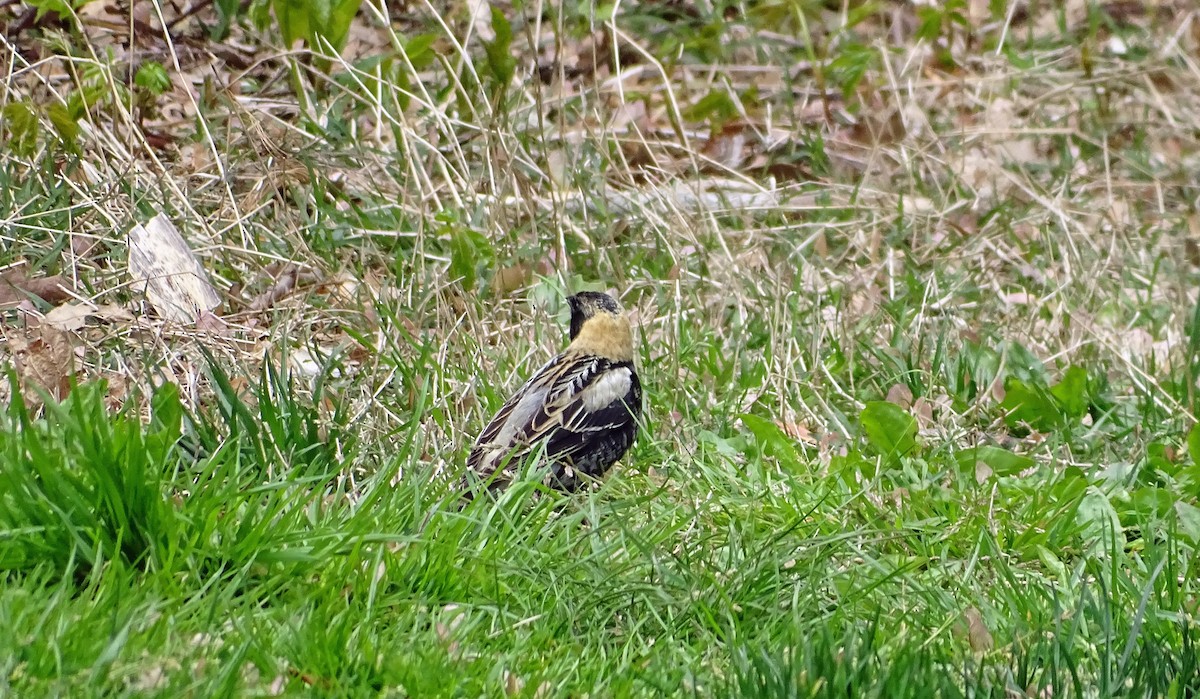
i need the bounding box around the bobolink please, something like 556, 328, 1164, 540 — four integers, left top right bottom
464, 291, 642, 499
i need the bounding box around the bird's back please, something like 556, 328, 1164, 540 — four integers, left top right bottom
463, 291, 641, 499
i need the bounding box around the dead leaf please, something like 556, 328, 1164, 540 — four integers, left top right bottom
886, 383, 914, 409
503, 671, 524, 697
703, 121, 751, 169
41, 301, 136, 331
247, 264, 301, 312
176, 142, 215, 173
912, 397, 934, 426
989, 377, 1005, 404
43, 303, 92, 331
812, 230, 829, 258
776, 420, 815, 444
71, 234, 100, 259
13, 299, 39, 326
6, 325, 76, 406
492, 263, 531, 295
0, 269, 73, 308
104, 373, 129, 411
195, 311, 231, 335
963, 607, 994, 652
94, 304, 135, 323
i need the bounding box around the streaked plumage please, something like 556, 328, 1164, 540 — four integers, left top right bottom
464, 292, 642, 499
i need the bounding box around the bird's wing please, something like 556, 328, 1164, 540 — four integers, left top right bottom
542, 363, 639, 463
466, 352, 579, 475
523, 356, 638, 461
468, 352, 637, 475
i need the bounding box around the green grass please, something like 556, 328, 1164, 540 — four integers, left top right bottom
2, 354, 1199, 695
4, 0, 1200, 695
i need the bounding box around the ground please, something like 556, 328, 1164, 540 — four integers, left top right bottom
1, 0, 1199, 695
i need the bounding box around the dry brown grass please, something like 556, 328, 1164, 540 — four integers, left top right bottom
2, 0, 1199, 471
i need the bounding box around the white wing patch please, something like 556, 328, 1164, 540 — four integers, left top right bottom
578, 367, 632, 412
469, 354, 634, 478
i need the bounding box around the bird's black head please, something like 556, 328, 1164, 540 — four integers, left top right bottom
567, 291, 623, 340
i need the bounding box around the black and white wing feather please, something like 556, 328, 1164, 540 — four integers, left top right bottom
465, 350, 641, 495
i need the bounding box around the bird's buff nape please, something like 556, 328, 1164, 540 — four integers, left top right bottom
568, 313, 634, 362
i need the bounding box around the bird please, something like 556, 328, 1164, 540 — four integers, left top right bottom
463, 291, 642, 500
